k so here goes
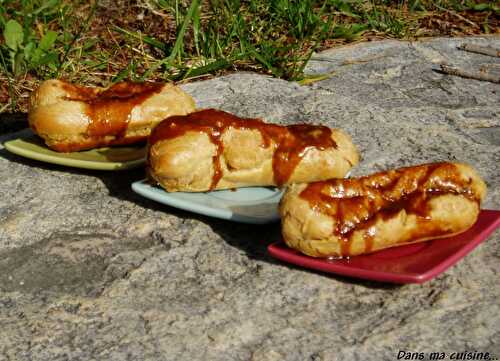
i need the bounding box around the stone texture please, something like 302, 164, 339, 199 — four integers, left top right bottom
1, 36, 499, 361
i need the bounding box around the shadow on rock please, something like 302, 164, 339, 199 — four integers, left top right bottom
0, 230, 159, 297
94, 166, 284, 265
0, 113, 28, 135
0, 147, 160, 210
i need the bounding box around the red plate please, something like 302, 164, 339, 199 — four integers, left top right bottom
268, 209, 500, 284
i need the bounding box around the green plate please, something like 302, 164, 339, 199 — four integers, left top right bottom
4, 133, 146, 170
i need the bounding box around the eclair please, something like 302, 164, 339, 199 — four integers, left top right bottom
147, 109, 359, 192
28, 79, 196, 152
280, 162, 487, 257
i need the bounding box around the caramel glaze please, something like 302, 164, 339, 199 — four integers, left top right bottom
61, 81, 164, 146
148, 109, 337, 190
299, 162, 478, 256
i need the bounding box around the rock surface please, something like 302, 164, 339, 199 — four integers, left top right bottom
1, 37, 499, 361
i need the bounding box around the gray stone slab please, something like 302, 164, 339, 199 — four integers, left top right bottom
0, 36, 499, 361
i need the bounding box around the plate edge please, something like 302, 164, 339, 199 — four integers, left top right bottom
5, 139, 145, 170
131, 180, 280, 224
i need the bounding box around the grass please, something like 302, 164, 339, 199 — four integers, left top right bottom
0, 0, 498, 112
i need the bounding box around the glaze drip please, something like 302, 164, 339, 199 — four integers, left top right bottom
62, 81, 164, 139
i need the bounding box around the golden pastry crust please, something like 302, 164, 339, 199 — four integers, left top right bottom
147, 109, 359, 192
28, 79, 196, 152
280, 162, 487, 257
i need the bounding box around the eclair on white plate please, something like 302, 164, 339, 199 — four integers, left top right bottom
147, 109, 359, 192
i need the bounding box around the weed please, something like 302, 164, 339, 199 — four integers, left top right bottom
0, 0, 497, 112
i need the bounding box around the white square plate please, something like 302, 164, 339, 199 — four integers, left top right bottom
131, 180, 283, 224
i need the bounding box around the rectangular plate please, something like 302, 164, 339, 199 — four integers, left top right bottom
268, 209, 500, 284
132, 179, 283, 224
4, 133, 146, 171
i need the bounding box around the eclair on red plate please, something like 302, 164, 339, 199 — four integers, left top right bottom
280, 162, 487, 257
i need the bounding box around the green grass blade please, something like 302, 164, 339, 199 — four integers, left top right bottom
192, 2, 201, 57
297, 71, 336, 85
112, 63, 133, 83
140, 0, 200, 81
176, 58, 233, 80
57, 0, 97, 75
0, 49, 16, 111
167, 0, 200, 62
296, 45, 317, 79
112, 25, 169, 52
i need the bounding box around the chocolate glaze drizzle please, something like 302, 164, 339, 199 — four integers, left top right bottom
299, 162, 478, 256
62, 81, 164, 139
149, 109, 337, 189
